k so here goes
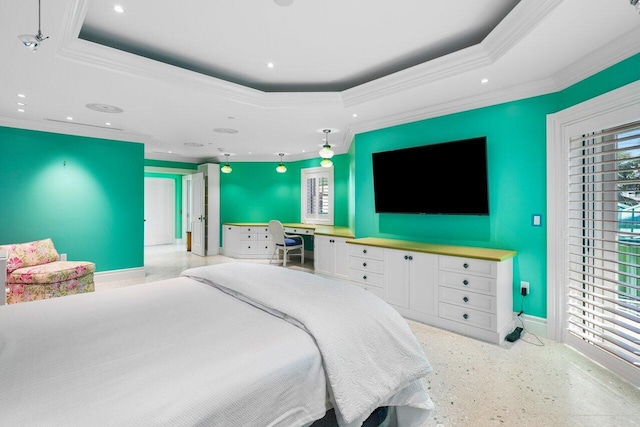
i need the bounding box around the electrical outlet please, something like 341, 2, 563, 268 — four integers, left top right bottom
520, 281, 530, 296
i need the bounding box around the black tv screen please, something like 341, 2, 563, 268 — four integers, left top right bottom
372, 137, 489, 215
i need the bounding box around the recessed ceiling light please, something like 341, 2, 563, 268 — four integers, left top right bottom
352, 113, 358, 118
267, 62, 274, 68
17, 102, 25, 106
66, 116, 73, 121
105, 122, 111, 126
17, 109, 24, 113
481, 78, 489, 84
18, 94, 26, 98
114, 5, 124, 13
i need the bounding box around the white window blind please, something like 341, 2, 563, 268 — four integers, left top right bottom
567, 120, 640, 371
301, 167, 334, 225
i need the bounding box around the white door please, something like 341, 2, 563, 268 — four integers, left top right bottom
144, 178, 175, 246
191, 172, 206, 256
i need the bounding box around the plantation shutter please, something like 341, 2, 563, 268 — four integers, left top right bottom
301, 168, 334, 225
567, 120, 640, 370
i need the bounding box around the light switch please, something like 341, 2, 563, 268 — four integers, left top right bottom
532, 214, 542, 226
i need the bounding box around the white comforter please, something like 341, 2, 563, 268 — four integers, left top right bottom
0, 276, 329, 426
182, 262, 434, 427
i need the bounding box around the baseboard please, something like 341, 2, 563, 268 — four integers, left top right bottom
513, 312, 547, 339
94, 267, 145, 284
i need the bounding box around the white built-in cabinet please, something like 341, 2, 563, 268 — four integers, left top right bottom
347, 239, 516, 344
223, 225, 274, 258
314, 235, 349, 281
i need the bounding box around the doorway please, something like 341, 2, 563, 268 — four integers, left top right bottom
144, 177, 175, 246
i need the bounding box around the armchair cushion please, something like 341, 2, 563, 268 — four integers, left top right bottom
6, 261, 95, 285
0, 238, 60, 273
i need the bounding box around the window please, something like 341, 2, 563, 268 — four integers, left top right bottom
566, 121, 640, 379
301, 167, 333, 225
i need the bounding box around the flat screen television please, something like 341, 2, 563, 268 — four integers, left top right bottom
372, 136, 489, 215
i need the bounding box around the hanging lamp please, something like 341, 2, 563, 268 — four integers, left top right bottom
276, 153, 287, 173
221, 154, 232, 174
18, 0, 49, 52
319, 129, 334, 168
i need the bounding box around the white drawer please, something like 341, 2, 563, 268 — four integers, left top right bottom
348, 244, 384, 260
439, 256, 496, 278
258, 233, 273, 241
439, 271, 496, 295
240, 241, 258, 253
240, 232, 258, 241
352, 282, 384, 299
258, 242, 274, 255
349, 256, 384, 274
238, 226, 263, 234
284, 227, 314, 235
439, 302, 497, 331
349, 269, 384, 287
439, 286, 496, 314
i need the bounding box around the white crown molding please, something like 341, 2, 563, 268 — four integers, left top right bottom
483, 0, 564, 62
348, 76, 557, 136
56, 1, 343, 111
341, 0, 562, 109
342, 44, 492, 108
550, 25, 640, 91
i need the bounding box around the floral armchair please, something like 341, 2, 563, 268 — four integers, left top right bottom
0, 238, 95, 304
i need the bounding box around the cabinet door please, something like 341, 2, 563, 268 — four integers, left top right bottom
333, 237, 350, 280
383, 249, 410, 308
222, 225, 241, 255
410, 252, 438, 315
314, 235, 333, 276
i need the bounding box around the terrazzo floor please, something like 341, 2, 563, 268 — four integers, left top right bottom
96, 244, 640, 427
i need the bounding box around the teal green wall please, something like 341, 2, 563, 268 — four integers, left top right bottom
219, 154, 350, 226
144, 172, 184, 239
353, 52, 640, 319
0, 127, 144, 272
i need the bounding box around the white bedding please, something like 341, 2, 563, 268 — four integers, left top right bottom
182, 263, 434, 427
0, 276, 329, 426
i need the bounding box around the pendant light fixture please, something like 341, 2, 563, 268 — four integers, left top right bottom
221, 154, 232, 174
18, 0, 49, 52
319, 129, 334, 168
276, 153, 287, 173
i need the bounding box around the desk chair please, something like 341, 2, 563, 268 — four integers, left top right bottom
268, 220, 304, 267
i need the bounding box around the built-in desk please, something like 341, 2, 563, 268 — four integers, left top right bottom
221, 222, 353, 259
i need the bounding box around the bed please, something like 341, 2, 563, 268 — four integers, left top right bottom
0, 262, 434, 426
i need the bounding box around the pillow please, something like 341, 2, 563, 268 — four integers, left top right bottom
0, 238, 60, 274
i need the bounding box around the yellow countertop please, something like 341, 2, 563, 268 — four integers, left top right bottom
222, 222, 355, 238
346, 237, 516, 262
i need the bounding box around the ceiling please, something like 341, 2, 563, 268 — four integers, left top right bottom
1, 0, 639, 164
